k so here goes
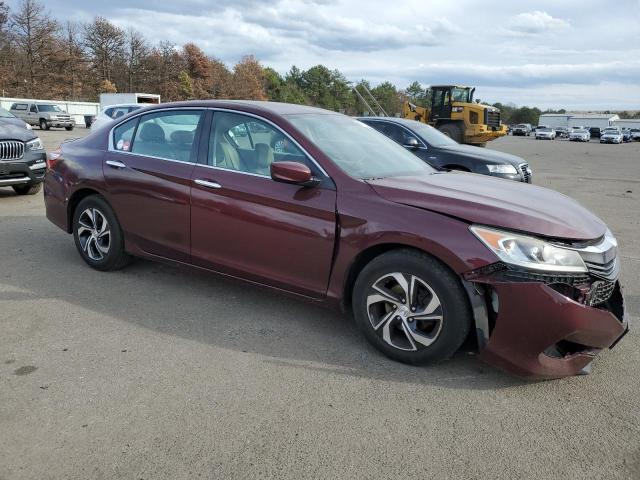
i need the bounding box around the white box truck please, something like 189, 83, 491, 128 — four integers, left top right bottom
99, 93, 161, 109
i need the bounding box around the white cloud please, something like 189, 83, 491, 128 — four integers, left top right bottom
507, 10, 570, 35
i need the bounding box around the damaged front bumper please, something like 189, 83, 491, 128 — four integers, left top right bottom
463, 264, 628, 379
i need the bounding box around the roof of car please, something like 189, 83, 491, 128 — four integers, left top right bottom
151, 100, 334, 116
356, 116, 425, 128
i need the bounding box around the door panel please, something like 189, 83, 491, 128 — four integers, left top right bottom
190, 167, 336, 297
103, 110, 203, 262
190, 110, 337, 297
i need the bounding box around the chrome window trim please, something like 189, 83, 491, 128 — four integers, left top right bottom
107, 106, 330, 179
194, 162, 272, 179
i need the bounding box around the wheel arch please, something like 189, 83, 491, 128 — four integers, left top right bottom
66, 187, 109, 233
342, 242, 462, 313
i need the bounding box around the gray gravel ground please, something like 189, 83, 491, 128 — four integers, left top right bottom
1, 128, 639, 479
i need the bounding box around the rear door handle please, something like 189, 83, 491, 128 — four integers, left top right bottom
195, 179, 222, 189
106, 160, 127, 169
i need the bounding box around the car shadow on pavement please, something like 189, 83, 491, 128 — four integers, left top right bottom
0, 215, 529, 391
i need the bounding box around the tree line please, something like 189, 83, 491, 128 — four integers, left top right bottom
2, 0, 636, 122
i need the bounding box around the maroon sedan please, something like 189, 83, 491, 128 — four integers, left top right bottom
43, 101, 628, 378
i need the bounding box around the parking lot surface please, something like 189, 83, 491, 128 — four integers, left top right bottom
1, 129, 639, 479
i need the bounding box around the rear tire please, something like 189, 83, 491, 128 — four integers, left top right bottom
438, 123, 463, 144
72, 195, 131, 271
352, 249, 471, 366
12, 183, 42, 195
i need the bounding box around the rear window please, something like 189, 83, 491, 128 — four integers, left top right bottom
12, 103, 28, 111
113, 118, 138, 152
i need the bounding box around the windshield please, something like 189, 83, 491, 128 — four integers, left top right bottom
451, 87, 471, 103
401, 121, 458, 147
516, 124, 527, 128
539, 128, 552, 132
286, 113, 434, 180
37, 104, 63, 112
574, 129, 588, 133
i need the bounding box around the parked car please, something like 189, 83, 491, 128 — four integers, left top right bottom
554, 127, 569, 138
621, 128, 632, 142
535, 127, 556, 140
10, 102, 75, 131
0, 107, 32, 130
512, 124, 532, 136
569, 128, 590, 142
630, 128, 640, 141
90, 104, 144, 131
0, 123, 47, 194
588, 127, 602, 138
600, 128, 623, 144
358, 117, 532, 183
43, 100, 627, 379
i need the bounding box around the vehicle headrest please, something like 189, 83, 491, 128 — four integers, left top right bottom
139, 123, 165, 142
171, 130, 194, 144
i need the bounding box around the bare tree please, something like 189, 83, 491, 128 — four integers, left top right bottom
10, 0, 59, 96
125, 28, 148, 92
83, 16, 125, 82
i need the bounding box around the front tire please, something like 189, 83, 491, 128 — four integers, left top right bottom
39, 119, 50, 130
352, 249, 471, 365
438, 123, 463, 144
12, 183, 42, 195
72, 195, 131, 271
65, 125, 74, 131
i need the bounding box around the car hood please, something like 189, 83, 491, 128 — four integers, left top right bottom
0, 117, 29, 129
436, 144, 525, 167
0, 122, 37, 141
366, 172, 606, 241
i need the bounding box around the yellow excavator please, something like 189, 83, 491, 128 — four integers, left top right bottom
402, 85, 507, 146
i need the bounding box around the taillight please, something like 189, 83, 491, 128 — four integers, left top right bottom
47, 147, 63, 169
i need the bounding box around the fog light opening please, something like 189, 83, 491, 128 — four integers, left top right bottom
490, 289, 499, 313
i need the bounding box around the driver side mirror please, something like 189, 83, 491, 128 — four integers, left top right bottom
270, 161, 320, 187
403, 136, 420, 150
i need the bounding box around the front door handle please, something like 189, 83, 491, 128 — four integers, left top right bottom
106, 160, 127, 169
195, 179, 222, 189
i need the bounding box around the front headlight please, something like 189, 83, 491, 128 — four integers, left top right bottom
26, 138, 44, 151
470, 225, 587, 273
486, 164, 518, 174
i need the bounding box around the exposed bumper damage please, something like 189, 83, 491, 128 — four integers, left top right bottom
463, 264, 628, 379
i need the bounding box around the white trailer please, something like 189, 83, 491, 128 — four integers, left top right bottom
612, 119, 640, 129
99, 93, 160, 109
568, 114, 618, 129
537, 114, 571, 128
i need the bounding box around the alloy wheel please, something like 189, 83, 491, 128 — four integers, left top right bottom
366, 272, 443, 352
77, 208, 111, 261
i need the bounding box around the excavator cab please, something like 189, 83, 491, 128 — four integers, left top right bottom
429, 86, 475, 121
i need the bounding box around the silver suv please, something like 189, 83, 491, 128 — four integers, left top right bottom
10, 102, 75, 131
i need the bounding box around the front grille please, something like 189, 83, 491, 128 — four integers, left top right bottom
0, 140, 25, 160
519, 163, 532, 183
588, 280, 616, 306
485, 110, 501, 128
584, 258, 619, 280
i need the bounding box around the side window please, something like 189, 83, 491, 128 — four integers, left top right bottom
380, 123, 409, 145
131, 110, 202, 162
209, 112, 308, 177
113, 118, 138, 152
104, 108, 114, 118
30, 105, 38, 113
13, 104, 27, 111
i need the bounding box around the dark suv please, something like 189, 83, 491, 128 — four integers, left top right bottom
0, 123, 47, 195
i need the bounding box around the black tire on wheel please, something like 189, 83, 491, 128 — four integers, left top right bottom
437, 123, 463, 143
72, 195, 131, 271
352, 249, 472, 366
39, 119, 49, 130
12, 183, 42, 195
65, 125, 74, 131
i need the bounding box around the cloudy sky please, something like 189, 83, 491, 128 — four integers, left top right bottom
10, 0, 640, 109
